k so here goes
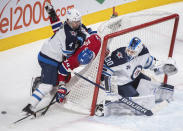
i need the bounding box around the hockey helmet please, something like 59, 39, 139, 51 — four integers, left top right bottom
66, 8, 81, 29
66, 8, 81, 22
126, 37, 143, 59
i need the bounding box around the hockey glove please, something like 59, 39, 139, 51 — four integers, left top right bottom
76, 30, 86, 46
44, 2, 58, 22
77, 36, 84, 46
56, 87, 67, 103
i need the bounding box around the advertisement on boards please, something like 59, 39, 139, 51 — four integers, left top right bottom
0, 0, 134, 39
0, 0, 75, 39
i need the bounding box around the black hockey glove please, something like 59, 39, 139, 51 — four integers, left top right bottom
76, 30, 86, 46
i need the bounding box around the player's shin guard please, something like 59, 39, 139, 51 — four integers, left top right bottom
25, 84, 53, 109
137, 79, 174, 103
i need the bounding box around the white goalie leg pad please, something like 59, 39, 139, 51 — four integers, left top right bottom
95, 93, 121, 117
156, 84, 174, 102
137, 79, 174, 103
130, 95, 155, 115
137, 79, 159, 96
104, 100, 133, 117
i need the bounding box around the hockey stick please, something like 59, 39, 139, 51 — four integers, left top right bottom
41, 93, 57, 116
71, 70, 153, 116
41, 90, 70, 116
70, 70, 105, 90
105, 97, 153, 116
13, 101, 57, 124
13, 91, 70, 124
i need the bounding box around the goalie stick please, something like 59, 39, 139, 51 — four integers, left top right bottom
70, 70, 153, 116
105, 97, 153, 116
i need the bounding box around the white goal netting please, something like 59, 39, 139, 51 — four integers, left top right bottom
63, 10, 179, 115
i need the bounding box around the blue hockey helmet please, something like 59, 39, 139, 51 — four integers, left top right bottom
78, 48, 94, 65
126, 37, 143, 59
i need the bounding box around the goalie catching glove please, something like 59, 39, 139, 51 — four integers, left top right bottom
153, 57, 178, 76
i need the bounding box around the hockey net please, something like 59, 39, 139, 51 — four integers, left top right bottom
64, 11, 179, 116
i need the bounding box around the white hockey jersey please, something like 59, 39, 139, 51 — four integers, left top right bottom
41, 28, 65, 62
102, 46, 155, 85
40, 22, 88, 62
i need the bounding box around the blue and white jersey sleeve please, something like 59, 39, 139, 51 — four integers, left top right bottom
40, 28, 66, 62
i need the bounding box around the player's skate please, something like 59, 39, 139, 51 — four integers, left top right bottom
95, 103, 104, 117
22, 104, 36, 117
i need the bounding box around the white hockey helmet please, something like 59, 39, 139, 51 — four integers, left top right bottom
126, 37, 143, 59
66, 8, 81, 22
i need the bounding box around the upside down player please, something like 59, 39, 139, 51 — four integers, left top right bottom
55, 33, 101, 103
95, 37, 178, 116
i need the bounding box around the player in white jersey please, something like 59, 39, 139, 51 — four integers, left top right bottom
95, 37, 178, 116
22, 4, 93, 116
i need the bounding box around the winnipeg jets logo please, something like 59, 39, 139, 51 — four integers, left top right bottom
116, 51, 123, 59
131, 65, 142, 80
70, 31, 77, 36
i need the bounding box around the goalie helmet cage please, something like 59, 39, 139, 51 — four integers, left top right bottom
63, 11, 179, 116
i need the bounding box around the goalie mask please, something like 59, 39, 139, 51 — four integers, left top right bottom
66, 8, 81, 30
126, 37, 143, 59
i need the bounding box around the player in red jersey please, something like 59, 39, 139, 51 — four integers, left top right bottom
56, 33, 101, 103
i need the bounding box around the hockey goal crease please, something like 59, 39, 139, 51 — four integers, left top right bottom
63, 10, 179, 116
